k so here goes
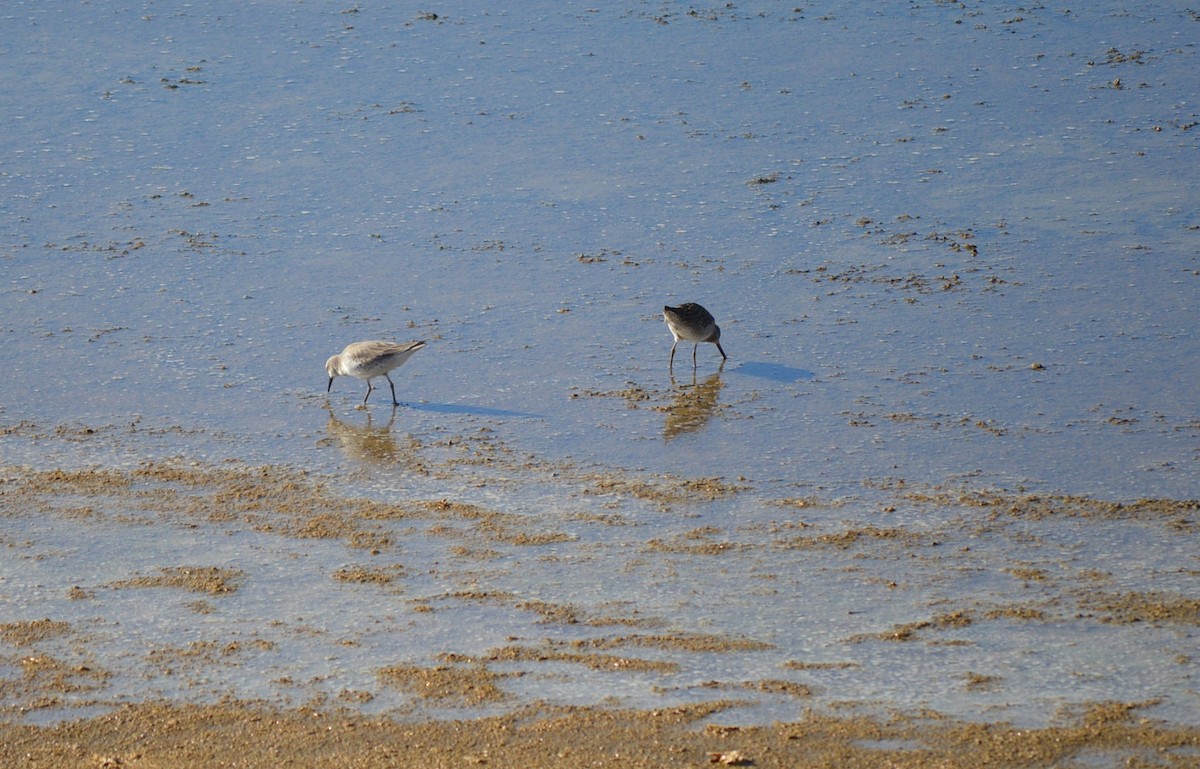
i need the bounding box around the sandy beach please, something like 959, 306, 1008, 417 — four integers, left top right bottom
4, 698, 1199, 768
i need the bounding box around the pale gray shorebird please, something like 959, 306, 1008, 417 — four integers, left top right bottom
326, 340, 426, 406
663, 302, 726, 369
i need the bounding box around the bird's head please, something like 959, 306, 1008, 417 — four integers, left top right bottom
325, 355, 340, 389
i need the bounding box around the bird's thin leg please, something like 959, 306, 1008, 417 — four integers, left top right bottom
386, 374, 399, 406
669, 340, 678, 370
692, 344, 699, 368
362, 381, 373, 405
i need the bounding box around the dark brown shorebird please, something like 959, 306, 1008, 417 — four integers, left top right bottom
663, 303, 726, 369
326, 340, 426, 405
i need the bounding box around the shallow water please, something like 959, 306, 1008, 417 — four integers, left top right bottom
2, 0, 1197, 728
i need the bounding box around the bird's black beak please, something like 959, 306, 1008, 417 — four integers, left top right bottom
327, 377, 334, 393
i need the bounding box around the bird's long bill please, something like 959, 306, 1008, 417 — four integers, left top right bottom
716, 341, 727, 359
327, 376, 334, 393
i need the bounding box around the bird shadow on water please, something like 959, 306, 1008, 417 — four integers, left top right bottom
729, 361, 813, 383
405, 401, 543, 419
318, 392, 543, 419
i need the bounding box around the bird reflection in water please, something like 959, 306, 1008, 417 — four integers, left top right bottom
663, 363, 725, 441
323, 405, 422, 468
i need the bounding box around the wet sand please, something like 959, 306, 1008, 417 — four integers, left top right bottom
3, 454, 1198, 767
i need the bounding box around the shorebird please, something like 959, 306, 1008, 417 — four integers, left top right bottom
326, 340, 426, 405
663, 303, 726, 369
